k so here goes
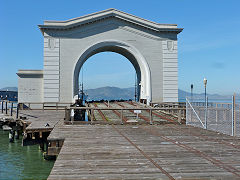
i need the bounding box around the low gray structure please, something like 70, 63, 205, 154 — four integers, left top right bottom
17, 9, 182, 104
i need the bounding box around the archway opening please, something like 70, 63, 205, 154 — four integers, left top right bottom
77, 52, 140, 101
73, 41, 151, 104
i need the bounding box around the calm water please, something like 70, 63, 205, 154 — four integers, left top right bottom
0, 130, 54, 180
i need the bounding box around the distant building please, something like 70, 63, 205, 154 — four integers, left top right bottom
17, 9, 182, 104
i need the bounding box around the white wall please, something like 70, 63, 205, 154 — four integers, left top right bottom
43, 18, 177, 103
18, 72, 43, 103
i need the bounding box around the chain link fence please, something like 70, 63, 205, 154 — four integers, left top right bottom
186, 96, 240, 137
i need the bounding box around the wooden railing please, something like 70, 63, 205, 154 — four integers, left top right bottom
18, 102, 72, 110
65, 106, 186, 125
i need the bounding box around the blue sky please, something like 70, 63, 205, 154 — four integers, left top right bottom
1, 0, 240, 95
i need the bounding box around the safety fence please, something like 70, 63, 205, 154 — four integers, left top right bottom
186, 95, 240, 137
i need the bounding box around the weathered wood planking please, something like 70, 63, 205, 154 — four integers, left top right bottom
19, 110, 64, 132
48, 124, 240, 179
18, 105, 240, 179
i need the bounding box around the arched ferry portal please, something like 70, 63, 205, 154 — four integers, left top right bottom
17, 9, 183, 104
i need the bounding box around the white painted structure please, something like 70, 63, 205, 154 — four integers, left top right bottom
17, 9, 182, 103
17, 70, 43, 103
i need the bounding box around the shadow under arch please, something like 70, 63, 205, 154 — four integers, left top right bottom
73, 40, 151, 102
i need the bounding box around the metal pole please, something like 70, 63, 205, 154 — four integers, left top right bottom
233, 93, 236, 136
191, 84, 193, 102
204, 87, 207, 129
232, 95, 235, 136
191, 84, 193, 122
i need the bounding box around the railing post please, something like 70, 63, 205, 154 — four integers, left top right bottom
121, 109, 123, 125
10, 102, 13, 116
149, 109, 152, 125
91, 109, 94, 124
42, 103, 44, 110
216, 109, 218, 122
178, 110, 181, 124
70, 108, 74, 124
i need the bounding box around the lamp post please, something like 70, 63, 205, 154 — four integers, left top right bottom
191, 84, 193, 102
190, 84, 193, 121
203, 78, 207, 129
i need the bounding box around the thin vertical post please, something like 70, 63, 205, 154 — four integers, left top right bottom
121, 109, 123, 125
178, 110, 181, 124
234, 93, 236, 136
216, 109, 218, 123
70, 108, 74, 124
5, 101, 7, 114
16, 103, 19, 119
149, 109, 152, 125
10, 102, 13, 116
191, 84, 193, 122
205, 97, 208, 129
91, 109, 94, 124
232, 94, 235, 136
1, 101, 3, 113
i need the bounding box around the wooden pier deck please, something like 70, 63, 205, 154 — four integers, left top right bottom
19, 110, 64, 133
48, 124, 240, 179
46, 102, 240, 179
8, 102, 240, 179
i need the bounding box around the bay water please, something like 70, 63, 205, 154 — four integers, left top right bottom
0, 129, 54, 180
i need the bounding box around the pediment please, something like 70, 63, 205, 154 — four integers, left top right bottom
39, 9, 182, 35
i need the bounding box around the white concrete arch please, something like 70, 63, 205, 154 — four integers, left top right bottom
73, 40, 151, 102
17, 9, 182, 104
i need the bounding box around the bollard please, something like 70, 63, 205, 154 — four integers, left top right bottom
10, 102, 13, 116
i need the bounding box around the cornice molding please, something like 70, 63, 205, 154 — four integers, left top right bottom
38, 9, 183, 35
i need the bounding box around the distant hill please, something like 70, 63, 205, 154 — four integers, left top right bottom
178, 89, 239, 102
85, 86, 239, 102
0, 86, 238, 102
0, 87, 18, 91
85, 86, 135, 100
